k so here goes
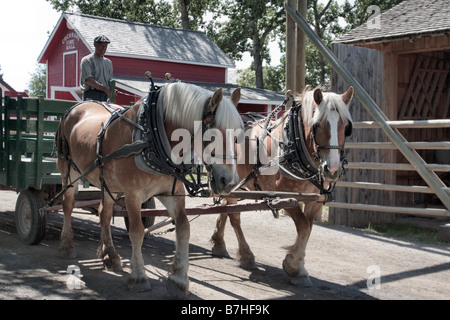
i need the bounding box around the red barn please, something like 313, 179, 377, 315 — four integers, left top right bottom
38, 12, 283, 111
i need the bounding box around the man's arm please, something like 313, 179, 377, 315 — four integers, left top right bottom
84, 77, 111, 97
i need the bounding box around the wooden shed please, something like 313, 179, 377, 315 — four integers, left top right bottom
330, 0, 450, 226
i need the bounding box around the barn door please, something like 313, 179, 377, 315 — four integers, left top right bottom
63, 51, 78, 87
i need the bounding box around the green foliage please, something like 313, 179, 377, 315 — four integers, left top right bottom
46, 0, 178, 26
28, 64, 47, 98
207, 0, 285, 89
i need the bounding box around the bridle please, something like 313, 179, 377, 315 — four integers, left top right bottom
310, 116, 352, 182
200, 97, 238, 174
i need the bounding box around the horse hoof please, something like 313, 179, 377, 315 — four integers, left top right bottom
103, 257, 123, 272
128, 277, 151, 292
238, 252, 256, 270
282, 259, 312, 287
211, 246, 230, 258
167, 276, 189, 299
239, 258, 257, 270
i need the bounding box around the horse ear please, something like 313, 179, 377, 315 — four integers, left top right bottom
231, 88, 241, 106
210, 88, 223, 111
342, 86, 354, 105
314, 88, 323, 105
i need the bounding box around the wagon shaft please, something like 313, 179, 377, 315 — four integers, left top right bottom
113, 198, 299, 217
223, 190, 331, 203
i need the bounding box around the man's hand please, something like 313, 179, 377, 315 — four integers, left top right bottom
85, 77, 110, 96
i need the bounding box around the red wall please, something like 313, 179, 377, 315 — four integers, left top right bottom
110, 56, 226, 83
44, 19, 90, 99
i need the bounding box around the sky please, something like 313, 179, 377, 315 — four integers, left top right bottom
0, 0, 61, 91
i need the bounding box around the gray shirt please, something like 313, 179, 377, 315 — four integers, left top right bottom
80, 53, 113, 92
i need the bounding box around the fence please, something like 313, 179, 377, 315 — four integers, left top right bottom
285, 3, 450, 226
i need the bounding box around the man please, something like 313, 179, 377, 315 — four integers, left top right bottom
80, 35, 113, 101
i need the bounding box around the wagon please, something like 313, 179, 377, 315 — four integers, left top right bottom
0, 90, 330, 245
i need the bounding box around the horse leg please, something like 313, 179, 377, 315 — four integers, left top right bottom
211, 212, 230, 258
211, 198, 255, 269
97, 195, 123, 272
59, 185, 76, 259
229, 211, 256, 269
125, 194, 151, 291
158, 192, 190, 299
282, 202, 323, 286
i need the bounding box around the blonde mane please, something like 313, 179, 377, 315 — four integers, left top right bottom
297, 87, 353, 126
161, 82, 243, 132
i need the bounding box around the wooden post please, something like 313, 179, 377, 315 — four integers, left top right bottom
286, 0, 307, 95
286, 0, 297, 93
296, 0, 307, 93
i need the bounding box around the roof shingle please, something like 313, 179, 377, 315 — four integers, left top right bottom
336, 0, 450, 44
64, 12, 234, 68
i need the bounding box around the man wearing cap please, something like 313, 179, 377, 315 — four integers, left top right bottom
80, 35, 113, 101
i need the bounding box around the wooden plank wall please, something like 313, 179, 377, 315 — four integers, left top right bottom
331, 43, 397, 227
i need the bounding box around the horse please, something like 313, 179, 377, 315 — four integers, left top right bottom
210, 86, 354, 286
56, 82, 243, 298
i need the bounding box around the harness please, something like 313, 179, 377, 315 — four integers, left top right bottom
50, 81, 215, 206
235, 99, 350, 202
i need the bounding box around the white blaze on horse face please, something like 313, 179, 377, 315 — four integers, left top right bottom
327, 110, 341, 174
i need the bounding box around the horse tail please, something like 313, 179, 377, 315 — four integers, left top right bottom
55, 117, 69, 160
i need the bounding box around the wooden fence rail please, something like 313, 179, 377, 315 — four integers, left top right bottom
330, 119, 450, 218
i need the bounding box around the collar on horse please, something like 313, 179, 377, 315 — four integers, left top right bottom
235, 99, 348, 202
137, 86, 211, 196
279, 101, 349, 197
279, 103, 325, 192
50, 84, 216, 207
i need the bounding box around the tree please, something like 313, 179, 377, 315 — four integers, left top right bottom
46, 0, 220, 30
177, 0, 221, 30
28, 64, 47, 97
237, 61, 285, 92
46, 0, 178, 27
207, 0, 285, 89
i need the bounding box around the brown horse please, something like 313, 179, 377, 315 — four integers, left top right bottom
210, 86, 354, 286
56, 82, 243, 298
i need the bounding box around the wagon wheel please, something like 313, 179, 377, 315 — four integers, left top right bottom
15, 188, 47, 245
124, 197, 156, 231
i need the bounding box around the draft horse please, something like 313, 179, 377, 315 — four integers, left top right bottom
210, 86, 354, 286
56, 82, 243, 298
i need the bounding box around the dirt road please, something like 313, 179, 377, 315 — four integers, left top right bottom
0, 189, 449, 301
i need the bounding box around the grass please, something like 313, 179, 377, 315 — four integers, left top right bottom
364, 223, 448, 246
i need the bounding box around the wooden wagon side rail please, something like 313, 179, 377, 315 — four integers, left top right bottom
1, 94, 77, 189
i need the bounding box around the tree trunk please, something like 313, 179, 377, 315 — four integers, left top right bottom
180, 0, 190, 30
253, 37, 264, 89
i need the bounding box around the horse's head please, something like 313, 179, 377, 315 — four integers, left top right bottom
199, 87, 244, 195
304, 86, 353, 186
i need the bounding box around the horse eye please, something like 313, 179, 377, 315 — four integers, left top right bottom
345, 121, 353, 137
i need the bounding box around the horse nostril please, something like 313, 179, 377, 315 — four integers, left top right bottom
220, 177, 228, 188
